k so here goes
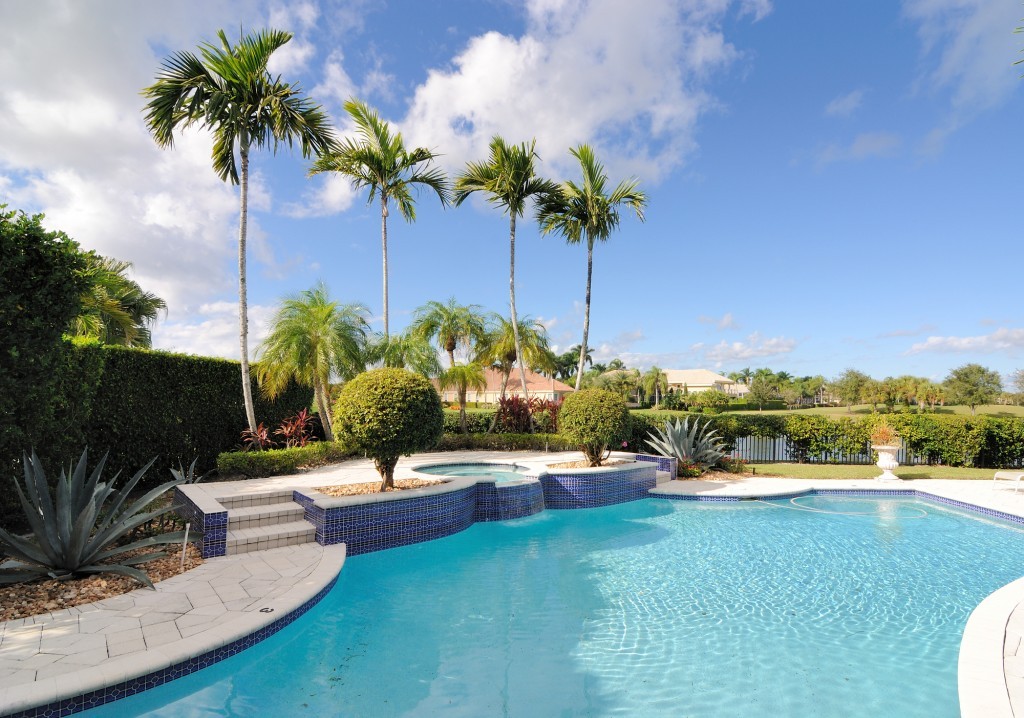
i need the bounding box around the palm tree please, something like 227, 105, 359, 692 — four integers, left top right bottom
72, 253, 166, 347
410, 297, 488, 368
255, 284, 368, 441
536, 145, 646, 390
642, 366, 668, 407
309, 99, 450, 337
365, 330, 442, 378
454, 137, 559, 403
477, 313, 552, 401
439, 363, 488, 434
143, 28, 335, 432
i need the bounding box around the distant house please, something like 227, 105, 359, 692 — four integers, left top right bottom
434, 367, 574, 404
663, 369, 749, 397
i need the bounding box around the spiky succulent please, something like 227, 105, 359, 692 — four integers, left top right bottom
646, 417, 727, 474
0, 449, 191, 588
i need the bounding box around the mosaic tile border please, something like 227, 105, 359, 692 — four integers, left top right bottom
633, 453, 677, 477
172, 487, 227, 558
3, 571, 340, 718
542, 463, 657, 509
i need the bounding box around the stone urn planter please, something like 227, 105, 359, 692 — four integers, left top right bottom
872, 444, 901, 482
870, 420, 902, 482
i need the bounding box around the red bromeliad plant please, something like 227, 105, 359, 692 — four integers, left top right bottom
495, 396, 532, 433
529, 397, 561, 433
276, 408, 314, 448
240, 423, 276, 452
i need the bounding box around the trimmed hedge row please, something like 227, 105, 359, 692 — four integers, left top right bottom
436, 432, 573, 452
630, 410, 1024, 467
217, 441, 355, 478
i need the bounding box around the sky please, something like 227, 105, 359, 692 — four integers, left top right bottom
1, 0, 1022, 385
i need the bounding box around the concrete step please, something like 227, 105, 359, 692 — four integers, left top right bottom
656, 470, 673, 484
214, 489, 296, 510
227, 501, 306, 530
226, 520, 317, 555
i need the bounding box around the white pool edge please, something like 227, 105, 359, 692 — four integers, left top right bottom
958, 576, 1022, 718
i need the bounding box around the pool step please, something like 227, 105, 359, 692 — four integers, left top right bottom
215, 491, 317, 555
655, 470, 672, 484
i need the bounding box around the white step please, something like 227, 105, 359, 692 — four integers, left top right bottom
226, 520, 317, 555
228, 501, 305, 530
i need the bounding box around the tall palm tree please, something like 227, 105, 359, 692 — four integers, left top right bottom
365, 330, 442, 378
309, 99, 450, 338
642, 366, 668, 407
410, 297, 488, 368
454, 137, 559, 403
476, 313, 552, 401
255, 284, 368, 442
536, 145, 646, 390
72, 253, 166, 347
439, 362, 488, 434
143, 28, 335, 432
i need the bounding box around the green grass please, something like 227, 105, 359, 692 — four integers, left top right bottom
747, 463, 995, 480
729, 404, 1024, 418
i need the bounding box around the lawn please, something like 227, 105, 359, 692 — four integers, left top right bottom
731, 404, 1024, 418
747, 463, 995, 480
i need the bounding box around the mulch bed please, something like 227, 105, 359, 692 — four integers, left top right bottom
314, 478, 444, 497
0, 544, 203, 622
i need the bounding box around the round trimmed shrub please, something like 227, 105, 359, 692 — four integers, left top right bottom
333, 368, 443, 490
559, 389, 630, 466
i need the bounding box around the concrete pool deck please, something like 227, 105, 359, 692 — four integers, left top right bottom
1, 451, 1022, 717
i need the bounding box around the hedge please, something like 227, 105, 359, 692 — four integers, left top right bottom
217, 441, 355, 478
2, 342, 309, 530
632, 410, 1024, 467
436, 432, 574, 452
443, 409, 495, 434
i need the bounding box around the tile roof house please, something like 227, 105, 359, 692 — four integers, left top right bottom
434, 367, 574, 404
663, 369, 749, 397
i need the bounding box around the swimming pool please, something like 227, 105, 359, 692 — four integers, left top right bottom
82, 495, 1023, 717
414, 461, 533, 482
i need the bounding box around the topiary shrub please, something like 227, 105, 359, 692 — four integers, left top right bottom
559, 389, 630, 466
333, 368, 443, 490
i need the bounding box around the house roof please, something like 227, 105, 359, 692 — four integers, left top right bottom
663, 369, 736, 387
434, 367, 574, 394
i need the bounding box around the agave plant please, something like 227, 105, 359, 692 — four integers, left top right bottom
0, 449, 191, 588
646, 417, 727, 475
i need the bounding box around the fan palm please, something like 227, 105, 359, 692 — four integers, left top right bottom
255, 284, 368, 442
410, 297, 488, 368
72, 253, 166, 347
142, 28, 335, 432
477, 313, 552, 402
454, 137, 559, 403
439, 362, 488, 434
536, 145, 646, 390
310, 99, 450, 337
365, 330, 442, 378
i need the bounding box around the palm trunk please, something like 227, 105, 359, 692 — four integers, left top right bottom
459, 386, 468, 433
381, 195, 390, 338
575, 238, 594, 391
238, 144, 257, 432
508, 214, 533, 431
314, 379, 335, 442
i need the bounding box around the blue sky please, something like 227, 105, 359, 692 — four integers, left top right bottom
1, 0, 1021, 384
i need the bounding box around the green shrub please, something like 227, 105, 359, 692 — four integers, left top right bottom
442, 409, 495, 434
436, 432, 573, 452
334, 368, 443, 490
217, 441, 354, 478
559, 389, 630, 466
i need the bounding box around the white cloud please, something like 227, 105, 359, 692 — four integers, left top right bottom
903, 0, 1021, 151
816, 131, 901, 167
592, 329, 646, 360
400, 0, 765, 181
824, 89, 865, 117
906, 327, 1024, 354
697, 312, 737, 330
153, 302, 276, 360
695, 332, 796, 365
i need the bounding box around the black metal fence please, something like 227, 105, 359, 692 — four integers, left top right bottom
731, 435, 923, 465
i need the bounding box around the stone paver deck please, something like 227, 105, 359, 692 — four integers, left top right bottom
0, 543, 345, 716
2, 451, 1023, 716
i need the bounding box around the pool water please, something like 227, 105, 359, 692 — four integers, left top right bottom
86, 496, 1024, 717
415, 462, 532, 482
